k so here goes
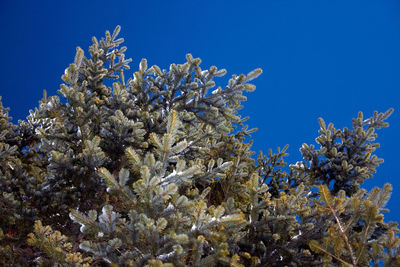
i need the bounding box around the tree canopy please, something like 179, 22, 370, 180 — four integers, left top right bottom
0, 26, 398, 266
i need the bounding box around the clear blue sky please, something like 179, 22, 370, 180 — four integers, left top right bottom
1, 1, 399, 222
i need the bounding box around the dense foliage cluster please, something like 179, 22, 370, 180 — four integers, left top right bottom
0, 26, 399, 266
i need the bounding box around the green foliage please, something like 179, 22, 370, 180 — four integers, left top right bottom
291, 109, 394, 196
27, 220, 93, 266
0, 26, 398, 266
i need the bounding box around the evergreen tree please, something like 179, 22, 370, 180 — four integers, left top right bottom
0, 26, 399, 266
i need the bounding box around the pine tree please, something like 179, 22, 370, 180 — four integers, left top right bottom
0, 26, 399, 266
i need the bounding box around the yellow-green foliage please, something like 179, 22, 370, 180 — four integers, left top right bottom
0, 26, 398, 266
27, 220, 92, 266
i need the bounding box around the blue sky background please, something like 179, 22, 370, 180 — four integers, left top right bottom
1, 1, 399, 222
